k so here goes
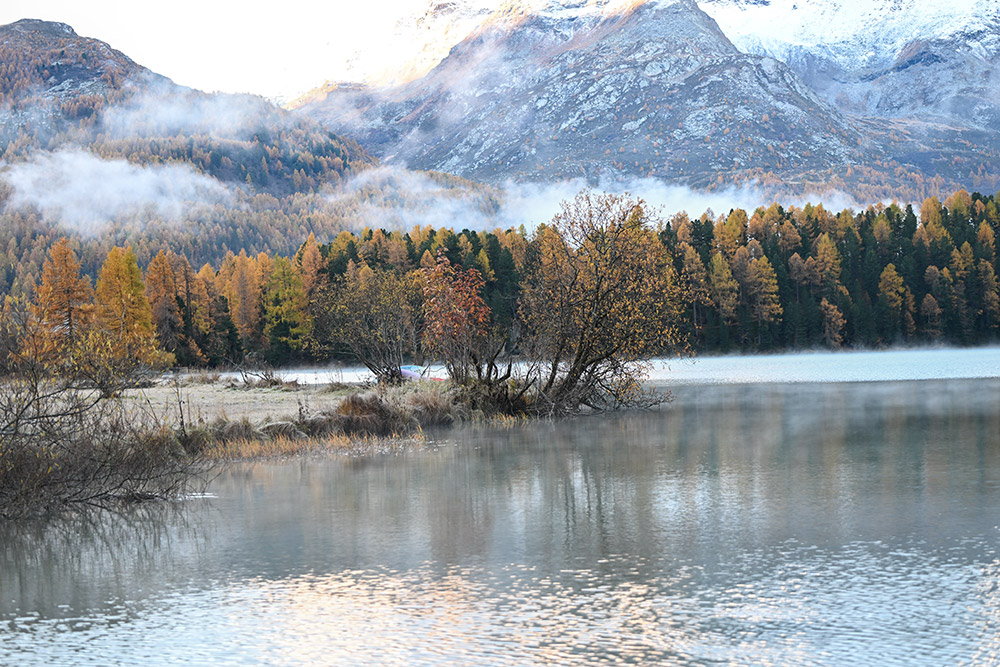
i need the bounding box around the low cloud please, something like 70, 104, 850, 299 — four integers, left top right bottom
103, 77, 286, 141
3, 149, 231, 235
327, 166, 862, 233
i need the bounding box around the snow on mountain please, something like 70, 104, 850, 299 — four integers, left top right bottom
699, 0, 1000, 125
701, 0, 1000, 73
296, 0, 868, 188
292, 0, 1000, 199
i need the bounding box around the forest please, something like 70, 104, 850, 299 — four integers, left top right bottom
2, 186, 998, 384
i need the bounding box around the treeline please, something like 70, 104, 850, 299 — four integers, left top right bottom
0, 169, 499, 296
5, 192, 681, 417
3, 187, 999, 380
665, 188, 999, 349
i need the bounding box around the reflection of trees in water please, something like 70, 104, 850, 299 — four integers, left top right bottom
7, 380, 994, 622
411, 380, 1000, 564
0, 504, 217, 618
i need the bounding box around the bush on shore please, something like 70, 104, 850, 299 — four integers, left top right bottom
0, 302, 205, 519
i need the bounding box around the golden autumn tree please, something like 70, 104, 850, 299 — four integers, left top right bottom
220, 251, 262, 349
877, 263, 907, 340
145, 250, 182, 355
520, 192, 686, 414
79, 246, 164, 394
819, 298, 845, 348
295, 232, 324, 299
708, 252, 739, 324
168, 252, 211, 365
95, 247, 154, 343
31, 237, 93, 364
261, 256, 312, 364
813, 233, 842, 295
679, 242, 712, 332
746, 256, 783, 344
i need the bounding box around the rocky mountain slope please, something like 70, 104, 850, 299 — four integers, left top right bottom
700, 0, 1000, 127
297, 0, 870, 188
295, 0, 1000, 200
0, 19, 373, 194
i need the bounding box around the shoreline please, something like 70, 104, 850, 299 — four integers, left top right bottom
164, 344, 1000, 391
129, 368, 1000, 463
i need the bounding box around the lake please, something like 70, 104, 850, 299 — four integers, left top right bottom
3, 350, 1000, 665
228, 345, 1000, 386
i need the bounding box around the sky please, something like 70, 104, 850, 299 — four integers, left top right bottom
0, 0, 425, 102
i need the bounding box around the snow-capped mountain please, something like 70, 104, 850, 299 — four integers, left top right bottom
699, 0, 1000, 126
292, 0, 1000, 198
296, 0, 868, 188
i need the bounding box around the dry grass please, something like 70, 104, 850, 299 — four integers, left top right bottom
203, 431, 425, 461
169, 382, 451, 461
141, 376, 525, 463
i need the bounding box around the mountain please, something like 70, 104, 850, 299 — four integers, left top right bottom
0, 18, 373, 194
296, 0, 869, 189
294, 0, 1000, 201
699, 0, 1000, 127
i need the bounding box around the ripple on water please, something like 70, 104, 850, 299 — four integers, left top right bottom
3, 542, 999, 666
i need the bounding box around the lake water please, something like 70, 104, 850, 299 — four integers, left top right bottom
3, 351, 1000, 665
229, 345, 1000, 387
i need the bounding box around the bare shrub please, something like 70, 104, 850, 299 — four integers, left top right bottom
0, 300, 206, 519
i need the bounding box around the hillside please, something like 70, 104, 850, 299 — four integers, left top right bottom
0, 18, 373, 194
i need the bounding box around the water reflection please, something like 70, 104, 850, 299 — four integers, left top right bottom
1, 379, 999, 665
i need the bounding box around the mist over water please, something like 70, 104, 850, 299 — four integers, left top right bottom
2, 369, 999, 665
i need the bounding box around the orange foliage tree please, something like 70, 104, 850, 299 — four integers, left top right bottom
30, 237, 93, 366
422, 251, 492, 386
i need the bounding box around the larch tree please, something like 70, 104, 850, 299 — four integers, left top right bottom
222, 251, 262, 349
813, 233, 842, 295
819, 298, 845, 348
746, 256, 783, 343
920, 294, 942, 339
145, 250, 182, 356
85, 246, 163, 393
877, 263, 907, 340
262, 256, 311, 364
708, 252, 739, 324
95, 247, 154, 345
679, 243, 712, 333
295, 232, 323, 299
31, 237, 93, 363
979, 259, 1000, 331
